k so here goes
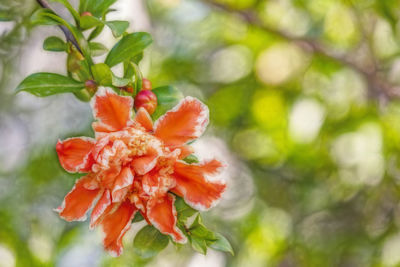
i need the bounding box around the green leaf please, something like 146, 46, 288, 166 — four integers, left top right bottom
190, 236, 208, 255
31, 9, 60, 26
30, 9, 93, 66
131, 52, 144, 64
16, 73, 85, 97
132, 212, 144, 223
133, 225, 169, 259
105, 20, 129, 38
208, 233, 234, 255
105, 32, 153, 67
189, 215, 217, 241
79, 0, 117, 18
91, 63, 112, 86
88, 24, 105, 41
152, 85, 184, 119
175, 196, 197, 222
50, 0, 80, 24
80, 15, 102, 30
43, 36, 66, 52
112, 74, 130, 87
89, 42, 108, 56
183, 154, 199, 164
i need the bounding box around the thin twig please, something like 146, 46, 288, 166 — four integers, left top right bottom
202, 0, 400, 99
36, 0, 83, 53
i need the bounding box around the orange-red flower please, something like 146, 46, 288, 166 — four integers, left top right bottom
55, 88, 226, 256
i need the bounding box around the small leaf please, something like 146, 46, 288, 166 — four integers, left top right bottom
105, 32, 152, 67
88, 24, 105, 41
31, 9, 59, 26
105, 20, 129, 38
175, 196, 197, 222
112, 74, 130, 87
16, 73, 85, 97
208, 233, 234, 255
80, 15, 102, 30
132, 212, 144, 223
190, 236, 208, 255
91, 63, 113, 86
152, 85, 184, 119
43, 36, 66, 52
183, 154, 199, 164
189, 215, 217, 241
89, 42, 108, 56
133, 225, 169, 259
79, 0, 117, 18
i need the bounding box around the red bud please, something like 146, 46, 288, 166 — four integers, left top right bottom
141, 78, 152, 91
81, 11, 93, 17
134, 90, 157, 115
84, 80, 97, 94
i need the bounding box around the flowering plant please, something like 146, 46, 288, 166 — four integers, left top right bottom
16, 0, 232, 257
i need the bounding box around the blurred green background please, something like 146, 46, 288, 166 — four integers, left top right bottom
3, 0, 400, 266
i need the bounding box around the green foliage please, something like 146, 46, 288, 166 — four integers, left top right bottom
182, 154, 200, 164
105, 32, 153, 67
175, 196, 197, 222
133, 225, 169, 259
89, 42, 108, 56
79, 0, 117, 18
43, 36, 66, 52
16, 73, 85, 96
209, 233, 234, 256
152, 85, 184, 119
105, 20, 129, 38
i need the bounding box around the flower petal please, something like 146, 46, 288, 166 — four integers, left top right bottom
178, 145, 194, 159
91, 88, 133, 132
172, 160, 226, 211
56, 137, 95, 173
131, 146, 160, 175
147, 193, 187, 243
90, 189, 112, 229
56, 175, 101, 222
100, 200, 137, 257
134, 107, 153, 132
112, 166, 134, 202
154, 97, 209, 148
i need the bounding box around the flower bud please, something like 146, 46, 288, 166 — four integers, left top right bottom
84, 80, 97, 94
81, 11, 93, 17
134, 90, 157, 115
141, 78, 152, 91
123, 86, 134, 94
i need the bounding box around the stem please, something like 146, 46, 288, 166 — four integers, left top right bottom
36, 0, 83, 54
202, 0, 400, 100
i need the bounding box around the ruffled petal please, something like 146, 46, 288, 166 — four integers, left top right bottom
142, 171, 175, 197
56, 175, 101, 222
56, 137, 95, 173
131, 146, 160, 175
100, 201, 137, 257
154, 97, 209, 148
172, 160, 226, 211
147, 194, 187, 243
134, 107, 153, 132
112, 166, 134, 202
178, 145, 194, 159
91, 88, 133, 133
90, 189, 112, 229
